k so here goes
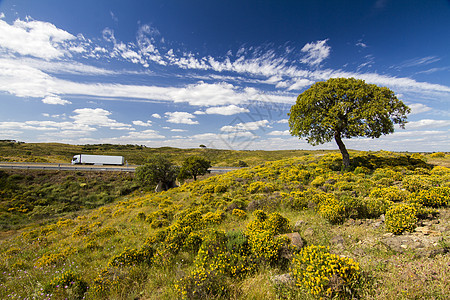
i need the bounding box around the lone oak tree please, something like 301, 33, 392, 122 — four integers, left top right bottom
288, 78, 410, 169
179, 156, 211, 181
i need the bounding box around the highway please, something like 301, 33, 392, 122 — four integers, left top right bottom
0, 162, 240, 173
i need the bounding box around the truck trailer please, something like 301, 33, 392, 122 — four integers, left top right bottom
71, 154, 125, 165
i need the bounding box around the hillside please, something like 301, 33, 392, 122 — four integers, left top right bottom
0, 141, 318, 167
0, 151, 449, 299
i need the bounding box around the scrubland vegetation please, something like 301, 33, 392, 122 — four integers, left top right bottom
0, 141, 314, 167
0, 148, 449, 299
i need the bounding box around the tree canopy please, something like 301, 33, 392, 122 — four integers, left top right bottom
135, 156, 179, 191
288, 77, 410, 168
179, 156, 211, 181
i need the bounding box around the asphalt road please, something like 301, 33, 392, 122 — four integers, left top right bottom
0, 162, 240, 173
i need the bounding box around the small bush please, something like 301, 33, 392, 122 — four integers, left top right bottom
410, 187, 450, 208
44, 270, 88, 300
385, 203, 418, 234
316, 195, 346, 224
290, 245, 361, 299
108, 244, 154, 267
247, 181, 275, 194
232, 208, 247, 219
176, 268, 228, 299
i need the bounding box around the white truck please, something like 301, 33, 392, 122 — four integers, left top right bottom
71, 154, 125, 165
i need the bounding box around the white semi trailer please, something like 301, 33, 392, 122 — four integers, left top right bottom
71, 154, 125, 165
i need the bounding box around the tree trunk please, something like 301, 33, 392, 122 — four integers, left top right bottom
334, 131, 350, 170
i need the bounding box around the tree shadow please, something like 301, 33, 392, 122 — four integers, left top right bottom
349, 154, 433, 171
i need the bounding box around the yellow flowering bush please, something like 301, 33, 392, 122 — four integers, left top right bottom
360, 197, 393, 218
72, 225, 90, 237
246, 210, 291, 265
214, 184, 228, 193
402, 175, 432, 192
311, 176, 325, 187
316, 195, 346, 224
429, 152, 446, 158
176, 268, 227, 299
385, 203, 418, 234
35, 247, 76, 268
247, 181, 276, 194
290, 245, 361, 299
44, 270, 88, 299
202, 210, 225, 225
410, 187, 450, 208
108, 244, 154, 267
369, 186, 409, 202
232, 208, 247, 218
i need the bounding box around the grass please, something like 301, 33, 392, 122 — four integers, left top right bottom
0, 146, 449, 299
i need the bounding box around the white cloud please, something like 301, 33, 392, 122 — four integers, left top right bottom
152, 113, 162, 118
132, 120, 152, 127
119, 129, 164, 140
0, 18, 75, 60
406, 119, 450, 129
221, 120, 270, 132
267, 130, 290, 136
287, 78, 314, 91
165, 111, 199, 125
204, 105, 250, 115
42, 95, 71, 105
408, 103, 432, 115
356, 42, 368, 48
300, 39, 331, 67
171, 129, 187, 132
71, 108, 132, 130
277, 119, 289, 124
399, 56, 441, 68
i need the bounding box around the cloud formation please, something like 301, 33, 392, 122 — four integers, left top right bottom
165, 112, 199, 125
300, 39, 331, 67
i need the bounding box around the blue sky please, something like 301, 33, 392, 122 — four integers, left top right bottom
0, 0, 449, 151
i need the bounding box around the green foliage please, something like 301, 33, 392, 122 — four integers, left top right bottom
44, 270, 88, 300
289, 77, 410, 168
135, 155, 179, 190
176, 268, 228, 299
385, 203, 418, 234
316, 195, 346, 224
410, 187, 450, 208
178, 156, 211, 181
108, 244, 154, 267
0, 170, 135, 230
290, 245, 361, 299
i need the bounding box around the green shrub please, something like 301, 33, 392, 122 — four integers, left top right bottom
108, 244, 154, 267
290, 245, 361, 299
402, 175, 432, 192
247, 181, 275, 193
369, 186, 409, 202
44, 270, 88, 300
385, 203, 418, 234
429, 152, 445, 158
316, 195, 346, 224
360, 197, 393, 218
176, 268, 228, 299
410, 187, 450, 208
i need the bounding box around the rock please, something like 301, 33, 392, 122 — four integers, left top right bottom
271, 273, 294, 285
380, 214, 385, 222
284, 232, 305, 250
344, 219, 355, 226
372, 221, 383, 229
277, 232, 305, 259
330, 235, 345, 249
